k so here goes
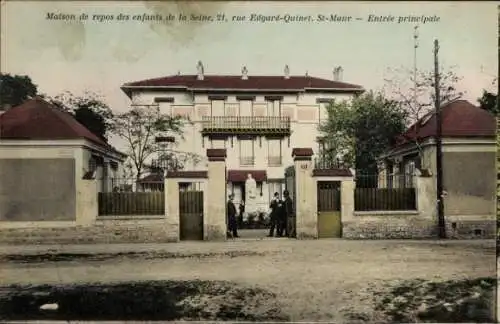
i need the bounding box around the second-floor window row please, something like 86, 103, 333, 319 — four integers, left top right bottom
237, 155, 283, 167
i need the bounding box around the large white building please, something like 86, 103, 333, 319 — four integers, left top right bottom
121, 62, 364, 210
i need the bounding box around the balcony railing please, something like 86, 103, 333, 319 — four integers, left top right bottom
267, 156, 282, 166
201, 116, 291, 135
239, 156, 255, 166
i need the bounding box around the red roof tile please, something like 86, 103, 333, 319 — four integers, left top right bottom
0, 97, 110, 149
121, 75, 364, 96
395, 100, 495, 147
227, 170, 267, 182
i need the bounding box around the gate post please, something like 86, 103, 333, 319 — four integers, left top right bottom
292, 148, 317, 239
165, 176, 180, 242
206, 148, 227, 241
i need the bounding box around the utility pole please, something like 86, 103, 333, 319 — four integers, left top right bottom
413, 26, 419, 105
433, 39, 446, 238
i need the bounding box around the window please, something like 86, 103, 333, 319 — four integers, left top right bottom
239, 99, 253, 117
317, 137, 332, 158
154, 97, 174, 115
88, 157, 97, 173
239, 139, 254, 166
211, 100, 225, 116
267, 139, 282, 166
404, 160, 416, 188
387, 163, 394, 189
267, 100, 281, 116
316, 98, 332, 123
318, 102, 328, 123
398, 162, 405, 188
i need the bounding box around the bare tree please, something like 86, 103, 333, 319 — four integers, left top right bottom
111, 104, 189, 180
384, 65, 464, 152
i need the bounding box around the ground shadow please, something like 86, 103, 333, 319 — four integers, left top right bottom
0, 280, 288, 321
0, 250, 270, 264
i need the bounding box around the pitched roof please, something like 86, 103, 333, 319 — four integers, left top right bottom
121, 74, 364, 97
395, 99, 496, 147
0, 97, 110, 148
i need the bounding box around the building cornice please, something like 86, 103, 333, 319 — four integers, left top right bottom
121, 85, 364, 98
379, 137, 496, 160
0, 139, 127, 162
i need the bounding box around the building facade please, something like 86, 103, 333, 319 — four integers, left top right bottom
378, 100, 496, 234
121, 62, 364, 212
0, 97, 126, 225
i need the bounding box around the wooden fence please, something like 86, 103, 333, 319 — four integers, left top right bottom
98, 192, 165, 216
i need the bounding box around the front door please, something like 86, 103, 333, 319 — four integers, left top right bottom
317, 181, 342, 238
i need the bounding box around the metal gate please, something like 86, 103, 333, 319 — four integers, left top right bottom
225, 166, 228, 232
317, 181, 342, 238
179, 188, 204, 240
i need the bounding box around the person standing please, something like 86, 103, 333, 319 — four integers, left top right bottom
267, 192, 281, 237
283, 190, 295, 237
238, 200, 245, 228
276, 194, 287, 237
227, 194, 239, 238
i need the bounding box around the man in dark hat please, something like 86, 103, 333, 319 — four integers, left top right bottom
227, 194, 239, 238
267, 192, 282, 237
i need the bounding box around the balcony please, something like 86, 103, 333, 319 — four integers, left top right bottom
239, 156, 255, 166
267, 156, 282, 166
201, 116, 291, 136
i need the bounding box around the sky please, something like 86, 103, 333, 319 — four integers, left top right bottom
1, 1, 498, 114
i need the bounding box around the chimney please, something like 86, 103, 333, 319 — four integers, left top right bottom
241, 66, 248, 80
333, 66, 344, 81
284, 65, 290, 79
196, 61, 204, 80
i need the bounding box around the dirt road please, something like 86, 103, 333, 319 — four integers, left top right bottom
0, 239, 496, 322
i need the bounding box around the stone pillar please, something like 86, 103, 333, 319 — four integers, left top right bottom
341, 177, 355, 223
415, 173, 437, 221
292, 148, 316, 239
165, 177, 180, 242
76, 179, 98, 225
206, 148, 227, 241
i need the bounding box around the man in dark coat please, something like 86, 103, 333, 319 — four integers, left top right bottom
238, 200, 245, 228
267, 192, 282, 237
283, 190, 295, 237
227, 194, 239, 238
276, 192, 287, 237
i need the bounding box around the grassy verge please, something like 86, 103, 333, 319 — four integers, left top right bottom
0, 280, 288, 321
